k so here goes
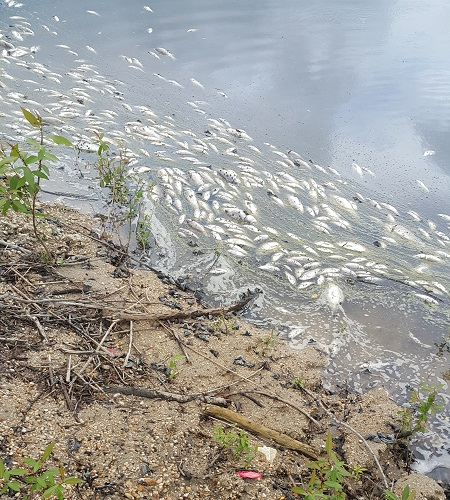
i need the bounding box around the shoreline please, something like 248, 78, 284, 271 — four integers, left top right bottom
0, 202, 447, 499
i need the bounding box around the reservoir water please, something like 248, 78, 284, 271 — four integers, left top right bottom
1, 0, 449, 481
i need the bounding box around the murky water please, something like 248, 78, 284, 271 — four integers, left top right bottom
1, 0, 449, 481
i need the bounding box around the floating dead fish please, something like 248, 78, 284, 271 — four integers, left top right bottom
338, 241, 366, 252
414, 254, 442, 263
155, 47, 175, 60
322, 283, 344, 312
190, 78, 204, 89
352, 162, 363, 176
416, 180, 429, 192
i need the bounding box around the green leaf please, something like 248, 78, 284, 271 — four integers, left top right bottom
10, 144, 20, 158
23, 167, 35, 186
40, 164, 49, 175
402, 486, 415, 500
63, 477, 83, 485
21, 107, 41, 127
34, 171, 49, 180
23, 457, 39, 469
41, 469, 60, 479
16, 176, 27, 189
36, 477, 48, 489
48, 135, 72, 146
7, 480, 21, 492
9, 468, 28, 476
25, 155, 38, 165
11, 200, 29, 213
324, 480, 343, 490
0, 458, 4, 477
0, 485, 8, 494
38, 147, 45, 161
2, 200, 11, 215
43, 484, 60, 498
291, 486, 307, 494
26, 138, 40, 148
43, 152, 58, 162
0, 157, 15, 168
41, 442, 55, 462
9, 175, 19, 190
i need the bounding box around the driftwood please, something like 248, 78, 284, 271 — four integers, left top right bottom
118, 290, 259, 322
103, 385, 229, 407
203, 404, 319, 460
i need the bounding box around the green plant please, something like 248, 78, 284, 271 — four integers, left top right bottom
262, 332, 276, 347
94, 133, 153, 252
384, 485, 416, 500
213, 424, 257, 467
399, 382, 444, 435
292, 432, 353, 499
167, 354, 185, 380
0, 442, 83, 499
136, 211, 153, 251
292, 378, 305, 389
209, 313, 228, 334
351, 465, 367, 479
435, 333, 450, 356
0, 108, 72, 259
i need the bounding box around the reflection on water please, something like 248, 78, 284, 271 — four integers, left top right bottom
1, 0, 450, 482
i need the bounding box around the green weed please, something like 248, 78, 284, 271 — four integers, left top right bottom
0, 442, 82, 499
93, 133, 154, 252
398, 382, 444, 435
292, 432, 353, 499
136, 211, 153, 251
213, 425, 257, 467
0, 108, 72, 259
167, 354, 185, 380
384, 485, 416, 500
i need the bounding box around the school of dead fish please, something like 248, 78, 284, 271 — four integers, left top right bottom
1, 1, 450, 315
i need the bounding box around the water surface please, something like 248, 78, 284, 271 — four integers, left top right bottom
1, 0, 449, 481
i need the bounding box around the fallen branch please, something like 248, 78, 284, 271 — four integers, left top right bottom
103, 385, 229, 407
0, 239, 32, 254
119, 290, 259, 322
159, 320, 191, 363
203, 404, 319, 460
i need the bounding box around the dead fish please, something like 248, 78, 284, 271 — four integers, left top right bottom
143, 5, 153, 12
416, 180, 429, 192
352, 162, 363, 176
186, 219, 206, 234
414, 253, 442, 263
338, 241, 366, 252
86, 10, 100, 16
333, 195, 357, 211
323, 283, 344, 312
155, 47, 175, 60
414, 293, 439, 305
190, 78, 204, 89
218, 168, 238, 183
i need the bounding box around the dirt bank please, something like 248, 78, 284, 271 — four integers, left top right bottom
0, 203, 446, 499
